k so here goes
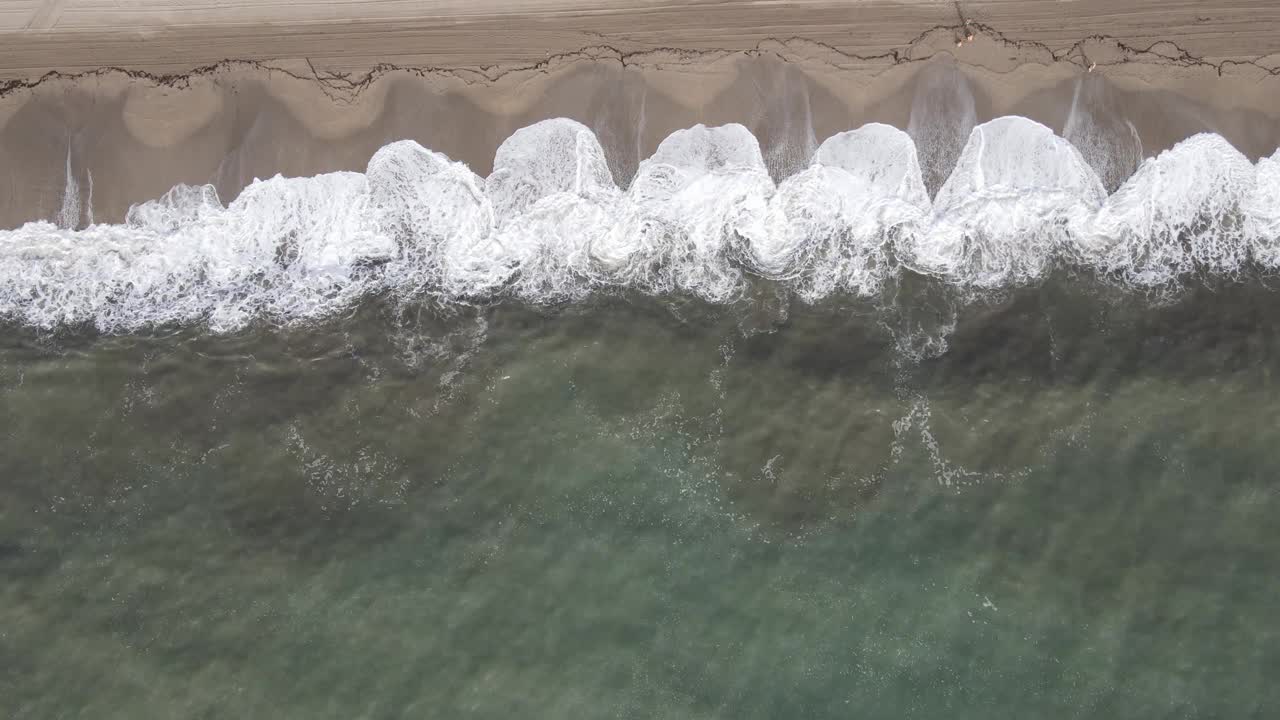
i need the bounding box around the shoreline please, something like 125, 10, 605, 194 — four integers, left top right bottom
4, 1, 1280, 79
3, 1, 1280, 227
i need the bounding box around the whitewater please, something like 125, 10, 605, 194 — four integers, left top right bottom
2, 115, 1278, 333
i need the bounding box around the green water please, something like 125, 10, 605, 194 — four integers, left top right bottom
2, 279, 1279, 718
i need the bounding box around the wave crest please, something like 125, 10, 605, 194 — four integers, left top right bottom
3, 116, 1279, 332
752, 123, 929, 299
1080, 133, 1256, 285
904, 117, 1106, 288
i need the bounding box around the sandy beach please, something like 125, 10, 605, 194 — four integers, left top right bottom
5, 0, 1280, 76
3, 0, 1280, 227
11, 6, 1280, 719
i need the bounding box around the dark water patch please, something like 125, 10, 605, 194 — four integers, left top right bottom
4, 278, 1280, 717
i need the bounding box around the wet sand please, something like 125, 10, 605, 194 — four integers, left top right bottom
5, 1, 1280, 76
3, 0, 1280, 227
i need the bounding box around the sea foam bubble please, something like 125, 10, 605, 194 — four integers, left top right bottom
1, 116, 1277, 332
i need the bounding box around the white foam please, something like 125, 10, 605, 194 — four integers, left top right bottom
603, 123, 774, 302
486, 118, 617, 223
366, 140, 507, 297
126, 183, 224, 233
2, 115, 1280, 332
751, 123, 930, 300
221, 172, 394, 322
3, 171, 392, 331
1078, 133, 1256, 286
904, 117, 1106, 288
1245, 148, 1280, 268
487, 119, 621, 300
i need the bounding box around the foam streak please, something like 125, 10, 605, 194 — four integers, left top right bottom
2, 116, 1277, 332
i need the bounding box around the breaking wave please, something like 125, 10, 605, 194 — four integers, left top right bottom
3, 116, 1280, 332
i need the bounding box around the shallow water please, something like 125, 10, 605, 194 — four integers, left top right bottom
6, 115, 1280, 334
3, 277, 1279, 718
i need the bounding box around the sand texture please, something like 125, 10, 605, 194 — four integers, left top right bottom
2, 0, 1280, 227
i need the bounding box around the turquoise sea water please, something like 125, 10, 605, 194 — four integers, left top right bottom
3, 276, 1279, 717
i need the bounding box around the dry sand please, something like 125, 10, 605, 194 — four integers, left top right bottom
3, 0, 1280, 227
